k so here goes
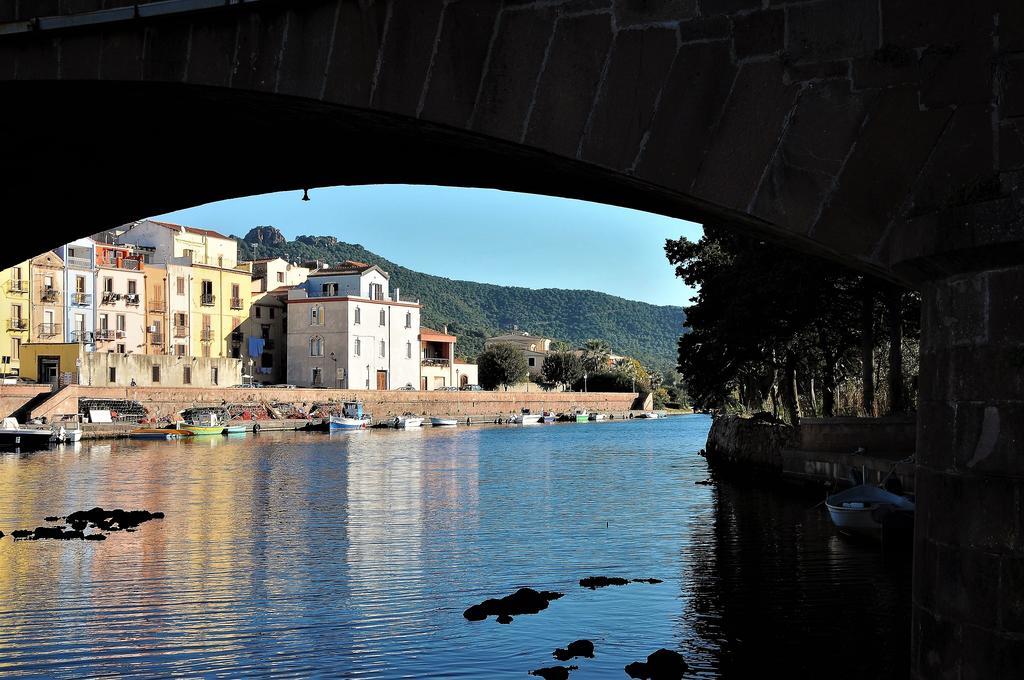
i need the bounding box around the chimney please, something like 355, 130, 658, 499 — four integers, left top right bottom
443, 324, 448, 335
395, 287, 400, 302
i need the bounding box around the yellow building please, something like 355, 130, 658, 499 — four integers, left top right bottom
29, 250, 64, 345
116, 220, 251, 359
0, 259, 31, 377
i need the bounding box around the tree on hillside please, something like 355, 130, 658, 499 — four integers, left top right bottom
542, 351, 584, 389
477, 343, 529, 390
581, 339, 612, 373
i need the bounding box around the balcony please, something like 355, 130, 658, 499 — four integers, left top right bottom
7, 281, 27, 294
124, 293, 140, 306
101, 291, 120, 305
421, 357, 451, 367
70, 292, 91, 306
200, 328, 213, 342
150, 332, 164, 346
71, 329, 93, 343
230, 330, 243, 343
174, 325, 189, 338
66, 256, 93, 269
8, 319, 27, 331
200, 293, 216, 306
230, 297, 244, 310
94, 329, 115, 341
96, 255, 143, 271
40, 287, 59, 302
149, 299, 166, 313
38, 322, 59, 337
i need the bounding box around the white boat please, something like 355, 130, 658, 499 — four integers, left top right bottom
431, 417, 458, 427
825, 484, 915, 538
588, 413, 608, 421
392, 414, 424, 429
50, 425, 83, 443
512, 413, 542, 424
639, 412, 663, 419
0, 417, 53, 451
326, 402, 371, 430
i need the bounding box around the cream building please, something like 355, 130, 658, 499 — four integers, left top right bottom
484, 332, 552, 376
419, 327, 478, 390
0, 260, 30, 376
287, 261, 421, 389
92, 242, 147, 355
29, 251, 64, 355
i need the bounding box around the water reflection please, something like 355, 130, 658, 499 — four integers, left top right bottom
0, 417, 909, 677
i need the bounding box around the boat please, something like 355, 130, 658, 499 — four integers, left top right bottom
431, 417, 458, 427
573, 409, 590, 423
825, 483, 915, 539
540, 411, 557, 423
130, 428, 187, 440
588, 413, 609, 421
223, 424, 250, 435
639, 411, 663, 419
51, 424, 83, 443
0, 417, 53, 451
326, 402, 371, 430
176, 412, 230, 436
512, 409, 541, 424
392, 413, 424, 428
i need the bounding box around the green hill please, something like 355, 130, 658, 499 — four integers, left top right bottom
236, 227, 684, 374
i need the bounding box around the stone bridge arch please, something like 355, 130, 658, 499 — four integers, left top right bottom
1, 1, 1022, 676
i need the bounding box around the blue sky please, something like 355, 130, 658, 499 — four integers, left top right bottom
153, 185, 702, 307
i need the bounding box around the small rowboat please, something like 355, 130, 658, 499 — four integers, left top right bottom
392, 415, 423, 428
825, 484, 915, 539
328, 416, 369, 431
223, 425, 249, 435
512, 413, 541, 424
131, 428, 188, 440
431, 417, 458, 427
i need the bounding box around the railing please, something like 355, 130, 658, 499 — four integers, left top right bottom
71, 292, 91, 305
230, 297, 244, 309
40, 287, 59, 302
71, 329, 93, 343
150, 332, 164, 345
174, 325, 189, 338
101, 291, 119, 304
115, 329, 126, 339
200, 293, 216, 306
94, 329, 115, 341
200, 328, 213, 341
66, 256, 92, 269
8, 319, 26, 331
124, 294, 140, 306
421, 357, 450, 367
230, 330, 243, 343
96, 256, 143, 271
149, 299, 166, 312
7, 281, 26, 294
38, 322, 59, 337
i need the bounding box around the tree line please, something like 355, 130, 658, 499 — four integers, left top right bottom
664, 224, 920, 425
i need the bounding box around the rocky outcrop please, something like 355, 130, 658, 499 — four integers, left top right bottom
243, 226, 286, 246
463, 587, 563, 623
296, 235, 338, 248
704, 414, 799, 476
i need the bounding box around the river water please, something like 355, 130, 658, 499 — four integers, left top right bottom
0, 415, 910, 678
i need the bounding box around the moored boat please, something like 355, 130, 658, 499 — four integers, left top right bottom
223, 425, 250, 435
825, 483, 915, 539
326, 402, 371, 430
392, 414, 424, 428
431, 417, 458, 427
0, 418, 52, 451
130, 428, 187, 440
588, 413, 608, 421
638, 411, 663, 419
176, 411, 232, 435
51, 425, 83, 442
512, 409, 542, 424
573, 409, 590, 423
540, 411, 556, 423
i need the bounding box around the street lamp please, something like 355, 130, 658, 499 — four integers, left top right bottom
584, 371, 588, 393
329, 351, 338, 388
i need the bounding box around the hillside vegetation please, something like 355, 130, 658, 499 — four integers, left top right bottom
236, 228, 684, 373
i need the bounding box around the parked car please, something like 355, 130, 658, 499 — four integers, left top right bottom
395, 384, 417, 391
460, 384, 483, 392
435, 386, 460, 392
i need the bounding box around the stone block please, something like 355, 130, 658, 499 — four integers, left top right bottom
14, 39, 59, 80
277, 0, 339, 98
784, 59, 850, 84
472, 6, 556, 142
1000, 556, 1024, 633
179, 15, 237, 87
912, 533, 940, 614
998, 0, 1024, 52
525, 12, 614, 157
58, 34, 102, 80
947, 345, 1024, 402
699, 0, 762, 16
677, 16, 730, 43
999, 119, 1024, 172
882, 0, 995, 48
1002, 56, 1024, 119
371, 0, 445, 116
935, 544, 1001, 629
987, 266, 1024, 342
731, 9, 783, 59
634, 39, 734, 191
952, 402, 1024, 479
141, 20, 192, 82
851, 45, 919, 89
917, 400, 955, 469
232, 8, 291, 93
98, 28, 144, 82
785, 0, 879, 63
321, 0, 389, 108
959, 623, 1024, 680
912, 605, 962, 680
691, 60, 799, 211
420, 0, 502, 128
614, 0, 698, 26
580, 26, 678, 170
920, 40, 992, 108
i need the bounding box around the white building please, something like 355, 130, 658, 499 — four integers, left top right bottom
286, 261, 421, 390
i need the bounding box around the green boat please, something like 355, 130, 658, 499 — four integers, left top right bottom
176, 412, 233, 436
223, 425, 249, 435
573, 409, 590, 423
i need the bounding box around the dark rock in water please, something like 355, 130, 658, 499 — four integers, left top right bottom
632, 578, 663, 584
30, 526, 84, 540
694, 479, 713, 485
0, 531, 4, 539
463, 587, 564, 622
65, 508, 164, 533
580, 576, 630, 589
530, 665, 577, 680
553, 639, 594, 661
11, 529, 32, 539
624, 648, 688, 679
84, 534, 106, 541
44, 516, 59, 522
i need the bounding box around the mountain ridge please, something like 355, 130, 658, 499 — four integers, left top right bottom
236, 227, 684, 373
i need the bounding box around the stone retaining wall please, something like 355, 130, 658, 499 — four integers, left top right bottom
704, 414, 799, 475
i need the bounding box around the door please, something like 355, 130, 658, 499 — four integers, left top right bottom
38, 356, 60, 385
376, 370, 388, 391
420, 377, 427, 391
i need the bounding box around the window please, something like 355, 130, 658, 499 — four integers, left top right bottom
277, 272, 284, 283
311, 306, 322, 326
176, 277, 186, 295
354, 338, 361, 356
11, 338, 20, 360
211, 367, 219, 385
528, 357, 536, 367
405, 311, 411, 329
116, 314, 126, 332
310, 336, 324, 357
370, 282, 383, 300
176, 344, 186, 356
128, 280, 137, 295
99, 314, 109, 330
379, 309, 386, 326
232, 283, 240, 298
406, 341, 412, 359
269, 307, 275, 319
379, 340, 385, 357
255, 306, 262, 318
183, 366, 191, 385
75, 275, 85, 293
260, 324, 271, 340
152, 365, 161, 383
103, 277, 113, 293
312, 367, 323, 386
261, 352, 273, 368
201, 343, 210, 358
354, 306, 361, 324
321, 282, 338, 296
44, 275, 53, 289
74, 314, 84, 333
117, 344, 125, 354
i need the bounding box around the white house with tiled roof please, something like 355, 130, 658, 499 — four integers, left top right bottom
287, 261, 421, 389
